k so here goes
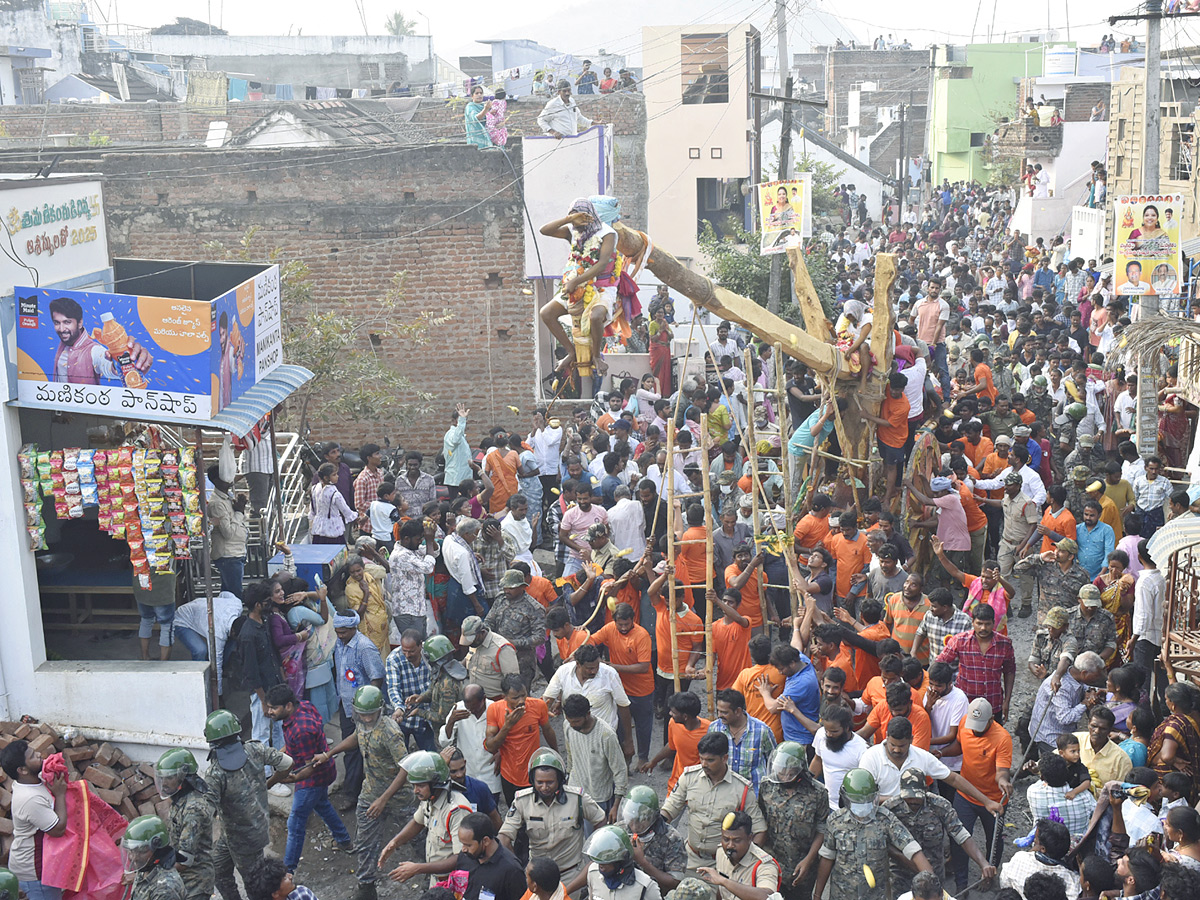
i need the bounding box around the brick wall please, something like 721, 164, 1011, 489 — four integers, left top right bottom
49, 145, 532, 451
1063, 84, 1109, 123
0, 94, 651, 451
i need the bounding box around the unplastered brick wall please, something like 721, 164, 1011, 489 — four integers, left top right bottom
54, 144, 535, 451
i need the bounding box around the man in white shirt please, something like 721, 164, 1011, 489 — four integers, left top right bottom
528, 412, 563, 502
859, 718, 1001, 813
925, 662, 970, 776
901, 342, 928, 430
810, 706, 869, 810
709, 321, 740, 363
537, 80, 593, 138
1130, 541, 1165, 683
541, 643, 632, 740
440, 683, 502, 797
1114, 382, 1137, 434
606, 486, 646, 558
1, 739, 68, 897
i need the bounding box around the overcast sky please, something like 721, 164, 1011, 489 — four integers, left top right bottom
109, 0, 1149, 65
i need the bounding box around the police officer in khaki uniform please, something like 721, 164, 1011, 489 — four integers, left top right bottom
461, 616, 520, 700
499, 748, 606, 881
660, 732, 767, 870
583, 826, 664, 900
377, 751, 474, 886
700, 812, 781, 900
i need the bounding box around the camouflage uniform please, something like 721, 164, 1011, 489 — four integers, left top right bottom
882, 794, 971, 892
640, 818, 687, 880
411, 668, 468, 733
1062, 447, 1089, 479
1014, 555, 1092, 623
1028, 627, 1079, 675
167, 782, 216, 900
130, 864, 187, 900
1027, 392, 1055, 431
485, 594, 548, 688
1065, 480, 1090, 522
758, 775, 829, 900
356, 715, 409, 885
818, 806, 922, 900
206, 741, 288, 900
1065, 606, 1119, 660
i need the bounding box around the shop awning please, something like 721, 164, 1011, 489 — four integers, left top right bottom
1148, 512, 1200, 566
209, 364, 313, 437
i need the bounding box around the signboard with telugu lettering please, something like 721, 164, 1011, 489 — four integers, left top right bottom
14, 263, 281, 421
0, 178, 109, 295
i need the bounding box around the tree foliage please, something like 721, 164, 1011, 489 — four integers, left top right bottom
384, 11, 417, 36
205, 228, 452, 436
795, 153, 845, 218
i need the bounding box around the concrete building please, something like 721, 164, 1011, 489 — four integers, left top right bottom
146, 33, 437, 91
0, 0, 85, 100
823, 48, 930, 179
642, 23, 761, 267
927, 42, 1061, 185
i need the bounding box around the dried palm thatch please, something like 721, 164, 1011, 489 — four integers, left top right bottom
1112, 314, 1200, 367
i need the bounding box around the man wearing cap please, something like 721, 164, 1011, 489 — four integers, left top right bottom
1056, 585, 1118, 675
660, 732, 767, 870
1063, 435, 1096, 486
1088, 477, 1125, 541
903, 476, 968, 597
460, 616, 520, 701
883, 768, 994, 895
700, 810, 781, 900
537, 79, 593, 138
1028, 607, 1078, 680
1075, 500, 1116, 580
948, 698, 1012, 891
484, 571, 547, 690
410, 635, 470, 737
974, 471, 1040, 615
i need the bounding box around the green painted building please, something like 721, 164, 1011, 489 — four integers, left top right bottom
927, 42, 1072, 185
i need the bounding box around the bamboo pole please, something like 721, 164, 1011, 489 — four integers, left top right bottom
699, 412, 715, 714
665, 419, 681, 692
774, 343, 795, 528
744, 346, 771, 637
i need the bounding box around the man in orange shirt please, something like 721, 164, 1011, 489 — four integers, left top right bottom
512, 561, 557, 608
733, 635, 786, 741
949, 698, 1013, 890
826, 515, 872, 609
949, 457, 989, 574
961, 347, 997, 403
812, 623, 858, 692
834, 598, 893, 688
792, 494, 833, 556
483, 674, 559, 803
588, 601, 654, 766
725, 541, 770, 635
1032, 484, 1077, 554
861, 372, 911, 506
885, 574, 930, 664
858, 680, 932, 749
547, 606, 588, 665
960, 421, 993, 470
709, 589, 751, 690
978, 436, 1012, 555
639, 691, 710, 792
860, 651, 904, 713
595, 392, 624, 435
1011, 393, 1037, 426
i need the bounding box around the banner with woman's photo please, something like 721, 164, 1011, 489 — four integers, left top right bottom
757, 175, 812, 254
1113, 193, 1183, 313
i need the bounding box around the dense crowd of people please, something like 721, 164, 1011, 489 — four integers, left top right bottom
8, 181, 1200, 900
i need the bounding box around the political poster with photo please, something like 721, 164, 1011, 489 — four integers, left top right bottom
757, 174, 812, 254
1113, 193, 1183, 312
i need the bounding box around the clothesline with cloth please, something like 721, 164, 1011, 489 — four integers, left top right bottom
225, 78, 375, 102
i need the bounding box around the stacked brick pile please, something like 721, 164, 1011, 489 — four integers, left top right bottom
0, 721, 169, 861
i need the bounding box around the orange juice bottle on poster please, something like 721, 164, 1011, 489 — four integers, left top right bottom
93, 312, 148, 389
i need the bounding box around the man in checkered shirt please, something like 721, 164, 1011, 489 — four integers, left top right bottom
385, 631, 435, 751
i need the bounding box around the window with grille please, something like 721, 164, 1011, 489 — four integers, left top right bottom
682, 33, 729, 105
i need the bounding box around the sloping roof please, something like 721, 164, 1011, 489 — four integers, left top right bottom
74, 72, 175, 102
211, 365, 313, 437
235, 100, 430, 146
762, 108, 890, 183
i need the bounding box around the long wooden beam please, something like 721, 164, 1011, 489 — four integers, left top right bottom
615, 224, 844, 376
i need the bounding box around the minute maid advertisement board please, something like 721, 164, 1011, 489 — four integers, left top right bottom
13, 260, 281, 422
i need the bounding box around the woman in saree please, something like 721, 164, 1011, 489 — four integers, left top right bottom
1159, 365, 1189, 469
1151, 682, 1200, 797
464, 84, 492, 149
267, 580, 312, 700
1095, 549, 1136, 665
648, 303, 673, 395
339, 555, 390, 657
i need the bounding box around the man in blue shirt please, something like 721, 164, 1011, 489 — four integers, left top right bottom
788, 399, 843, 492
444, 747, 502, 830
764, 642, 820, 745
1076, 500, 1116, 579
